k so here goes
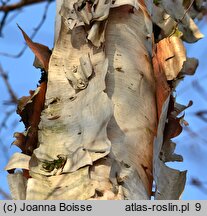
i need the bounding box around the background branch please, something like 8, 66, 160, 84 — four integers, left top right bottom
0, 0, 52, 57
0, 64, 18, 104
0, 0, 54, 36
0, 0, 53, 12
0, 188, 11, 199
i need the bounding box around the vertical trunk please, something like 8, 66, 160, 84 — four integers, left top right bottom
105, 5, 156, 196
26, 1, 155, 200
5, 0, 203, 200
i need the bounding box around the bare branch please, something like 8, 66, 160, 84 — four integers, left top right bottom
0, 0, 52, 58
6, 9, 22, 25
0, 65, 19, 129
192, 79, 207, 102
0, 7, 22, 36
0, 138, 10, 162
0, 108, 16, 129
0, 11, 8, 36
178, 75, 207, 96
184, 126, 207, 144
0, 0, 53, 12
0, 0, 11, 6
0, 188, 11, 200
0, 64, 18, 104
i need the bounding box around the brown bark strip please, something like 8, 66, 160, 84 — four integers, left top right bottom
25, 81, 47, 155
13, 24, 51, 154
152, 50, 170, 120
17, 25, 52, 72
15, 81, 47, 155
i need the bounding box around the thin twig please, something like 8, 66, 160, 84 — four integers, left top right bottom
0, 64, 18, 104
178, 75, 207, 96
0, 188, 11, 200
0, 138, 10, 162
0, 109, 16, 129
0, 0, 49, 35
192, 79, 207, 102
6, 9, 22, 25
182, 126, 207, 145
0, 0, 52, 12
0, 65, 18, 129
0, 0, 11, 6
0, 11, 8, 36
0, 0, 52, 58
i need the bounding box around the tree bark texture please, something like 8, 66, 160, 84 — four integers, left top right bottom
5, 0, 203, 200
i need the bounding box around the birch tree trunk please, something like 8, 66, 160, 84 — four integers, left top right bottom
5, 0, 203, 200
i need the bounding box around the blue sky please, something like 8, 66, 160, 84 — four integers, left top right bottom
0, 1, 55, 199
168, 20, 207, 199
0, 2, 207, 200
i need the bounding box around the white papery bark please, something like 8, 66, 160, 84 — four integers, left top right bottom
25, 0, 153, 200
6, 0, 202, 200
27, 0, 155, 200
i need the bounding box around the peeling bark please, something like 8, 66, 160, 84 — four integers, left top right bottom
6, 0, 203, 200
